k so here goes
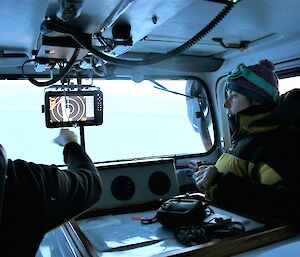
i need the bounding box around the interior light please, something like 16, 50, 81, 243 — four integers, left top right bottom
45, 49, 56, 55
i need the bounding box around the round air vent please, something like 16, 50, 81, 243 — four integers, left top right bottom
111, 176, 135, 201
148, 171, 171, 196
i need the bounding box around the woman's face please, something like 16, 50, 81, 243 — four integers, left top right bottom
224, 90, 253, 115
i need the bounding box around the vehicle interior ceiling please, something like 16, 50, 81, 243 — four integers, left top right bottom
1, 1, 300, 185
1, 0, 299, 78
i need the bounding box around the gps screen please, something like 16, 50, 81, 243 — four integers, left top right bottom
44, 88, 103, 128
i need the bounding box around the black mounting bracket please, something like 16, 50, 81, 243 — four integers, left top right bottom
212, 38, 250, 50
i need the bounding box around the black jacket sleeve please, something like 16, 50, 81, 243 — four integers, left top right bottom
1, 143, 102, 255
41, 142, 102, 229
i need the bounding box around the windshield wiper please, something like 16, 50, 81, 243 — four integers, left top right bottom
147, 79, 195, 99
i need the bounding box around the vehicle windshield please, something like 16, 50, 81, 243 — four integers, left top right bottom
0, 79, 214, 165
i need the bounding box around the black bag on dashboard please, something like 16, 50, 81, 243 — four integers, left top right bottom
156, 197, 207, 228
141, 196, 208, 228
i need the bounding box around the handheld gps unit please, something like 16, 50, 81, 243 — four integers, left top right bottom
44, 86, 103, 128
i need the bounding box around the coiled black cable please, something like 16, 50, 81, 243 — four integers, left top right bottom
22, 48, 80, 87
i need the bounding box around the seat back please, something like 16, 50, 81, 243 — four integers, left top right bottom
253, 88, 300, 130
0, 144, 8, 227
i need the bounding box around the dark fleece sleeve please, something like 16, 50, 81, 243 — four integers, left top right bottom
41, 142, 102, 230
212, 172, 299, 221
1, 143, 102, 255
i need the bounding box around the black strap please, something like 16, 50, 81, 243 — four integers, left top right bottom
140, 216, 158, 225
174, 218, 245, 246
174, 226, 210, 246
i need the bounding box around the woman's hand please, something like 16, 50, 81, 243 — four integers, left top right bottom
194, 165, 219, 192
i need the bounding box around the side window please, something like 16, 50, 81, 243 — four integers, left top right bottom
185, 80, 213, 151
215, 77, 231, 150
279, 76, 300, 94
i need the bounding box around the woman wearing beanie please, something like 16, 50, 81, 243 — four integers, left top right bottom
194, 60, 300, 222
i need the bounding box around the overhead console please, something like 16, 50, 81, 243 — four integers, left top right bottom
15, 0, 240, 84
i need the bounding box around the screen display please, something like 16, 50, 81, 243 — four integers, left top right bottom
44, 88, 103, 128
49, 95, 94, 123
